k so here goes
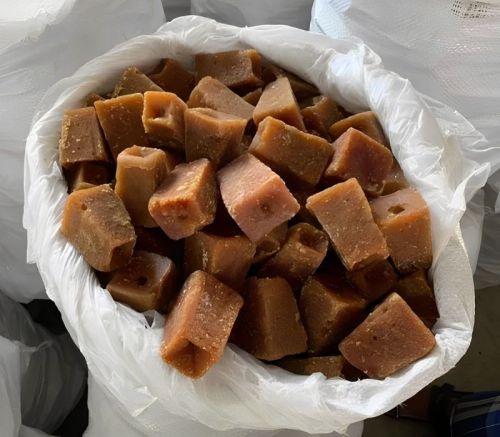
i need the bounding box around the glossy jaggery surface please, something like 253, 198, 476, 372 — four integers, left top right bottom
112, 67, 163, 97
243, 88, 262, 106
328, 111, 387, 146
66, 162, 111, 193
148, 58, 195, 101
347, 259, 399, 302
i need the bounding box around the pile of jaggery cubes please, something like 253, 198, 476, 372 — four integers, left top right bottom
59, 49, 438, 380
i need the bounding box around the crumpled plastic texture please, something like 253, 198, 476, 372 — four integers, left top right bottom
24, 16, 479, 434
310, 0, 500, 287
0, 291, 86, 437
0, 0, 165, 303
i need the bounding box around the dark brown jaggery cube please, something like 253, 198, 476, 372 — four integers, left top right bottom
382, 161, 409, 195
253, 222, 288, 264
394, 270, 439, 327
339, 293, 436, 378
112, 67, 163, 97
253, 77, 305, 131
148, 58, 195, 101
299, 275, 367, 354
328, 111, 387, 146
232, 277, 307, 360
184, 231, 255, 289
106, 251, 177, 312
148, 159, 217, 240
161, 270, 243, 378
59, 107, 110, 168
324, 128, 393, 195
258, 223, 328, 289
142, 91, 187, 150
185, 108, 246, 168
307, 178, 389, 271
187, 77, 254, 122
278, 356, 345, 379
217, 154, 299, 242
85, 93, 104, 107
60, 184, 136, 271
301, 96, 344, 139
66, 162, 111, 192
370, 188, 432, 273
262, 61, 318, 100
94, 94, 148, 159
249, 117, 332, 187
195, 50, 263, 90
135, 226, 184, 264
347, 259, 398, 302
115, 146, 172, 227
243, 88, 262, 106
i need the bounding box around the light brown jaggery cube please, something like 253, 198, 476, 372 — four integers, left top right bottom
394, 270, 439, 327
115, 146, 172, 227
347, 259, 398, 302
382, 161, 409, 195
253, 77, 305, 131
328, 111, 387, 146
66, 162, 111, 192
59, 107, 110, 168
217, 154, 299, 242
142, 91, 187, 150
187, 77, 255, 122
161, 270, 243, 378
148, 159, 217, 240
278, 356, 345, 379
307, 178, 389, 271
339, 292, 436, 378
195, 50, 263, 90
253, 222, 288, 264
258, 223, 328, 289
299, 275, 367, 354
85, 93, 104, 107
148, 58, 195, 101
262, 61, 318, 100
94, 94, 148, 159
112, 67, 163, 97
370, 188, 432, 273
134, 226, 184, 264
301, 96, 344, 139
184, 108, 246, 169
243, 88, 262, 106
184, 231, 255, 289
60, 184, 136, 271
106, 251, 177, 313
232, 277, 307, 360
324, 128, 393, 195
249, 117, 332, 187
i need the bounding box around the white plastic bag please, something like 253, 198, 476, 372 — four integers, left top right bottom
0, 291, 86, 436
24, 16, 481, 434
0, 0, 165, 302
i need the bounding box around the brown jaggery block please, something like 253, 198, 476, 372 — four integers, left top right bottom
394, 270, 439, 327
301, 96, 344, 139
59, 107, 110, 168
106, 251, 177, 313
85, 93, 104, 107
370, 188, 432, 273
148, 58, 195, 102
278, 356, 345, 379
187, 77, 255, 122
243, 88, 262, 106
195, 50, 263, 90
231, 277, 307, 360
112, 67, 163, 97
306, 178, 389, 271
66, 162, 111, 192
258, 223, 328, 289
382, 161, 410, 195
262, 61, 318, 100
94, 94, 148, 159
134, 226, 184, 264
142, 91, 187, 151
60, 184, 136, 272
324, 128, 393, 196
347, 259, 399, 302
299, 275, 367, 354
184, 108, 246, 168
161, 270, 243, 378
148, 159, 217, 240
217, 154, 299, 242
184, 231, 256, 289
253, 77, 305, 131
249, 117, 332, 187
115, 146, 171, 227
339, 293, 436, 379
328, 111, 387, 146
253, 223, 288, 264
